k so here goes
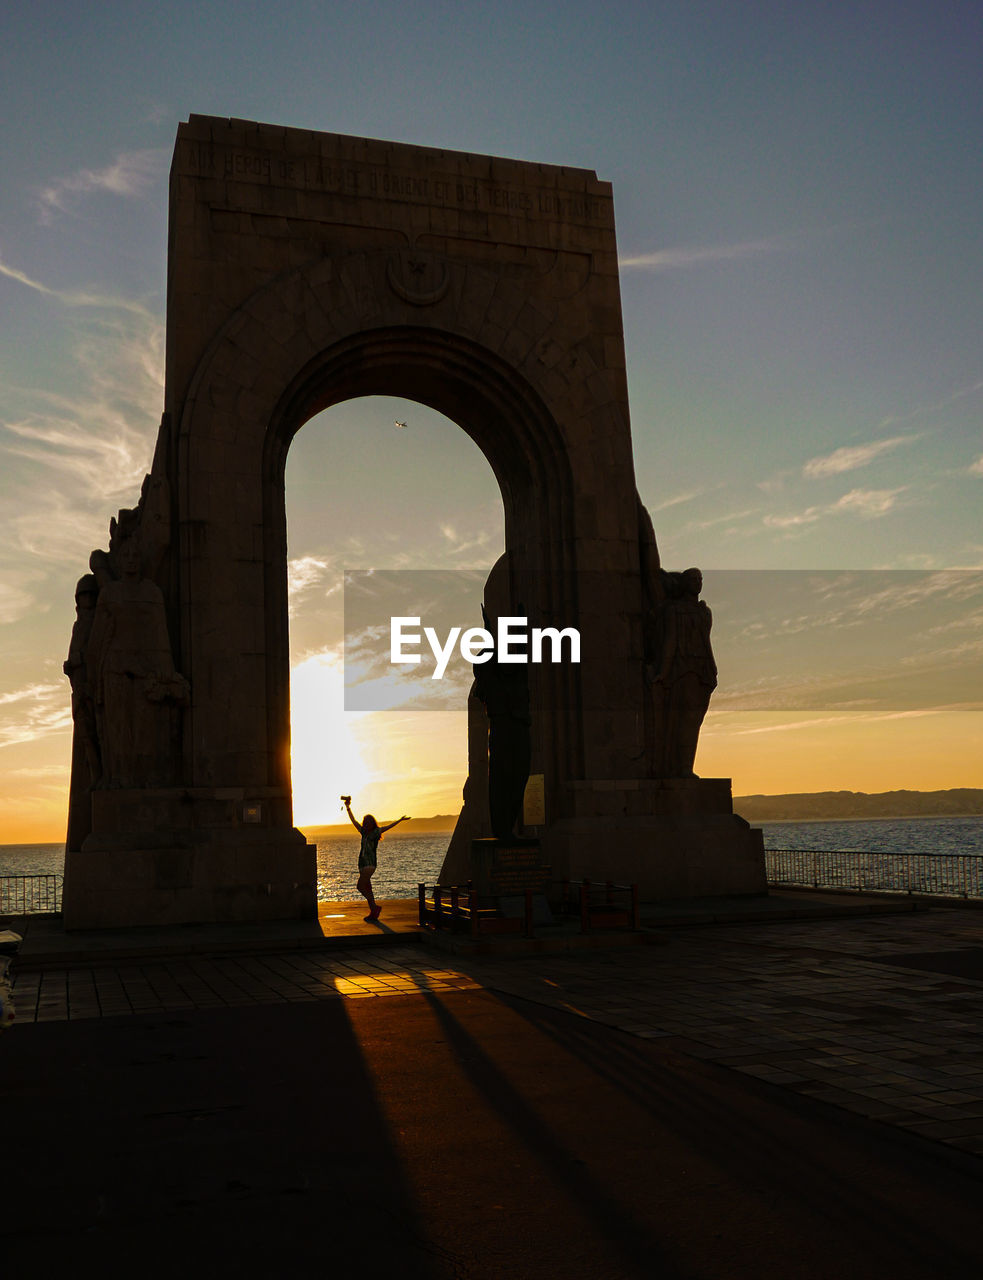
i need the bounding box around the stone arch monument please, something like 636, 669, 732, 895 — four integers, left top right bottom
62, 116, 764, 929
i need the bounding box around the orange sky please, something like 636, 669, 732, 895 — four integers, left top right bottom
2, 16, 983, 845
5, 703, 982, 844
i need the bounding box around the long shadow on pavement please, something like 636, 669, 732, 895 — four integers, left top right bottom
417, 987, 689, 1279
0, 1001, 442, 1274
493, 989, 983, 1280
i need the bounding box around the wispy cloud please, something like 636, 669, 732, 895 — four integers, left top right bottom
706, 705, 976, 738
832, 488, 905, 518
0, 682, 71, 750
36, 149, 167, 223
879, 378, 983, 430
719, 570, 982, 643
705, 568, 983, 715
0, 488, 125, 569
438, 522, 498, 559
140, 102, 172, 127
287, 554, 346, 620
848, 569, 982, 618
288, 555, 333, 597
803, 435, 917, 479
0, 683, 61, 708
765, 488, 905, 529
898, 635, 983, 667
1, 307, 163, 519
0, 256, 152, 314
715, 646, 983, 713
763, 506, 820, 529
4, 412, 152, 499
675, 506, 762, 535
649, 485, 720, 513
0, 576, 42, 626
619, 234, 794, 272
0, 263, 164, 576
969, 456, 983, 477
4, 764, 68, 780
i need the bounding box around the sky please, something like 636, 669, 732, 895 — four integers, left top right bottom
1, 1, 981, 841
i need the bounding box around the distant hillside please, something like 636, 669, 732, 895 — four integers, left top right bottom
735, 789, 983, 822
301, 814, 457, 838
303, 796, 983, 831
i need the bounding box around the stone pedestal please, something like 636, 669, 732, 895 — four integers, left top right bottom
541, 778, 766, 901
469, 837, 553, 925
61, 787, 317, 930
470, 837, 551, 896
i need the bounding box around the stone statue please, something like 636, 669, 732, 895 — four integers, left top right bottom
654, 568, 717, 777
473, 606, 531, 840
637, 496, 667, 773
64, 574, 102, 788
86, 537, 189, 788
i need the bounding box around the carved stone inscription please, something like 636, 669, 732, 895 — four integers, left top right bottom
471, 839, 550, 896
181, 141, 612, 226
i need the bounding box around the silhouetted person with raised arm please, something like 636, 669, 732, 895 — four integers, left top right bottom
342, 796, 409, 922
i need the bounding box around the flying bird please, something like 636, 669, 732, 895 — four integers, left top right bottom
394, 419, 407, 429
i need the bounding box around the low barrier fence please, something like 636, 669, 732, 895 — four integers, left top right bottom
3, 859, 980, 915
0, 874, 63, 915
418, 878, 640, 938
557, 879, 641, 932
765, 849, 983, 899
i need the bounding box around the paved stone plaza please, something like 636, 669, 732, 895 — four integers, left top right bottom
13, 906, 983, 1159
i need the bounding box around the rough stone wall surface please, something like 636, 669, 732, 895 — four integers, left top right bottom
168, 116, 644, 802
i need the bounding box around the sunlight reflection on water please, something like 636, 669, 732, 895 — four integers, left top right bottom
0, 832, 451, 904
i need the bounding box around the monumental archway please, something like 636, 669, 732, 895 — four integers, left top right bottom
63, 117, 764, 929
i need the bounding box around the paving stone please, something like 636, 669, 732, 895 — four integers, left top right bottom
12, 906, 983, 1162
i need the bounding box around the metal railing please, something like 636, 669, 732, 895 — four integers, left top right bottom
765, 849, 983, 899
0, 874, 63, 915
4, 859, 980, 912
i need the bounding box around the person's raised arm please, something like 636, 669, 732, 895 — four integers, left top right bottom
343, 798, 363, 834
380, 815, 410, 833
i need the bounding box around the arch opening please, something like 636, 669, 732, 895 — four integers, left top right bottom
259, 327, 584, 819
284, 392, 505, 838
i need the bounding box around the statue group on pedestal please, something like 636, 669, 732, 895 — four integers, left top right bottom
65, 481, 189, 825
638, 500, 717, 779
472, 503, 718, 842
645, 566, 717, 777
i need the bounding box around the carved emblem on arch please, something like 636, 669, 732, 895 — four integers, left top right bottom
386, 248, 450, 306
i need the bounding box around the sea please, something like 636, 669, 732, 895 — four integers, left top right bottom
0, 831, 451, 904
753, 814, 983, 859
2, 816, 982, 905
